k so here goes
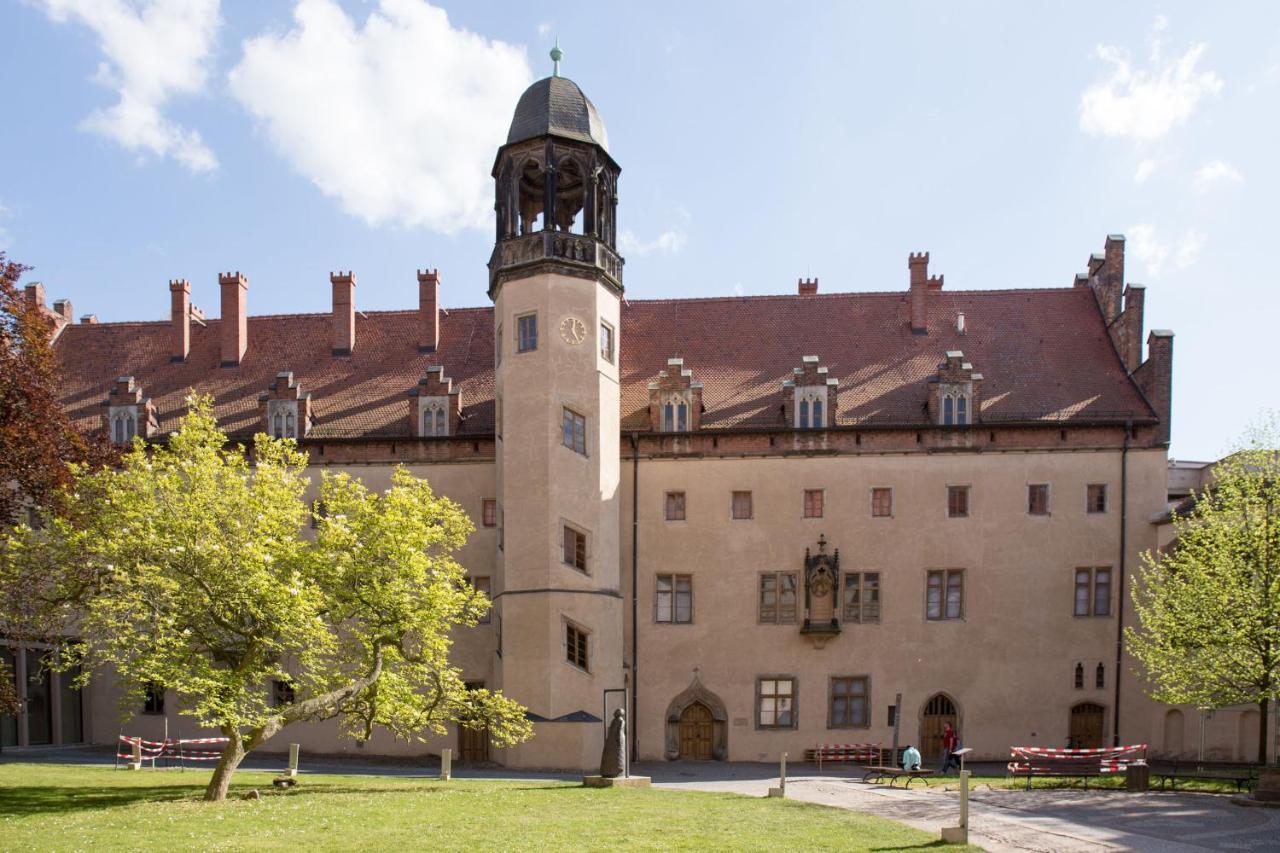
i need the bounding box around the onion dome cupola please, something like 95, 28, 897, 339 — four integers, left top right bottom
489, 45, 622, 298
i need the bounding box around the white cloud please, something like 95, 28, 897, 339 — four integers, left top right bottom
1193, 159, 1243, 191
619, 207, 690, 257
35, 0, 220, 172
1080, 19, 1222, 142
228, 0, 531, 234
1134, 158, 1159, 184
731, 282, 744, 297
1127, 223, 1205, 278
536, 22, 552, 38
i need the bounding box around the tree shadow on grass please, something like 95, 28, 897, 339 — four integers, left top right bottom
0, 784, 194, 817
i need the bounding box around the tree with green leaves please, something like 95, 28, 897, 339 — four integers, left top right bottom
0, 396, 530, 800
1127, 416, 1280, 765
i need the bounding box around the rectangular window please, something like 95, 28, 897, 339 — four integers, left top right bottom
757, 677, 795, 728
829, 676, 869, 728
599, 321, 614, 363
732, 490, 753, 520
843, 572, 881, 623
482, 499, 497, 528
871, 487, 893, 518
656, 574, 693, 624
142, 684, 164, 715
563, 526, 587, 572
664, 491, 686, 521
496, 325, 503, 366
759, 572, 798, 624
947, 485, 970, 518
272, 680, 295, 707
516, 313, 537, 352
927, 569, 964, 620
1087, 483, 1108, 514
566, 623, 588, 671
803, 489, 824, 519
472, 575, 491, 624
562, 408, 587, 455
1028, 484, 1049, 515
1075, 567, 1112, 617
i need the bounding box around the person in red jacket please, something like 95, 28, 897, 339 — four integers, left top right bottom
941, 722, 960, 773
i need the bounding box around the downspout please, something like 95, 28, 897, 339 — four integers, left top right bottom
629, 433, 640, 764
1113, 421, 1131, 746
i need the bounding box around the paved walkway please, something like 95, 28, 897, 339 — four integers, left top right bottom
638, 763, 1280, 852
6, 749, 1279, 851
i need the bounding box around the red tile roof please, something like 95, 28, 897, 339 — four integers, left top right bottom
54, 286, 1155, 440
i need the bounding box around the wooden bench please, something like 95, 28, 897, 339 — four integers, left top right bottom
805, 743, 881, 772
1153, 762, 1258, 792
861, 766, 935, 789
1007, 744, 1146, 791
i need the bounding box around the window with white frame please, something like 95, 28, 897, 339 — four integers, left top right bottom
267, 401, 299, 439
419, 396, 450, 437
940, 389, 971, 426
795, 387, 828, 429
109, 407, 137, 445
660, 392, 690, 432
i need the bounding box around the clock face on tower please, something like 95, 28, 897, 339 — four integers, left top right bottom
560, 316, 587, 345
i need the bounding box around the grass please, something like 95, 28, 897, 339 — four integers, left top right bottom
926, 774, 1248, 795
0, 763, 976, 852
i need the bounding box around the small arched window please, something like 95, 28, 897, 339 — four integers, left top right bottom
795, 389, 827, 429
435, 407, 446, 436
112, 410, 137, 445
1095, 662, 1105, 689
661, 394, 690, 433
956, 395, 968, 425
799, 399, 810, 429
943, 396, 954, 426
1074, 662, 1084, 689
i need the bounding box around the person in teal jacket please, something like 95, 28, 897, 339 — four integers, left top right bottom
902, 744, 922, 771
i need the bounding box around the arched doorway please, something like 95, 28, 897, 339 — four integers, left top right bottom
678, 703, 715, 760
920, 694, 958, 761
1069, 703, 1105, 749
664, 674, 728, 760
1163, 709, 1184, 757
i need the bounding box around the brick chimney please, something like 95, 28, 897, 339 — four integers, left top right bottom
798, 277, 818, 296
219, 271, 248, 366
51, 298, 73, 324
169, 279, 191, 362
417, 269, 440, 352
1122, 284, 1145, 372
1135, 329, 1174, 446
23, 282, 46, 312
909, 253, 929, 334
331, 271, 356, 356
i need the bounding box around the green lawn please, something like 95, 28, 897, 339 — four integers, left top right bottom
927, 774, 1247, 795
0, 764, 974, 852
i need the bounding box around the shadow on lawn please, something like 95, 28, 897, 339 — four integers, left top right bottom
0, 784, 194, 817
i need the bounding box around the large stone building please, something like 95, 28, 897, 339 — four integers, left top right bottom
8, 70, 1260, 768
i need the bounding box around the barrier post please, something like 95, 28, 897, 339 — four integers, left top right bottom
768, 752, 787, 798
287, 743, 300, 778
129, 738, 142, 771
440, 748, 452, 781
941, 770, 970, 844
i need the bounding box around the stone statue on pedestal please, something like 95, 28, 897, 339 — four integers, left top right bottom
600, 709, 626, 778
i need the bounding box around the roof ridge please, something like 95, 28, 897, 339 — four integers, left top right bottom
624, 286, 1084, 306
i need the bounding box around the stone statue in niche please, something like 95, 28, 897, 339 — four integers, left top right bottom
600, 709, 626, 778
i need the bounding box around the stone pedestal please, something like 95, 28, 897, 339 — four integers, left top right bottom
583, 775, 652, 789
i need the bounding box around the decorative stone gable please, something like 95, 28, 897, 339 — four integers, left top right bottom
928, 351, 983, 426
802, 534, 840, 646
647, 358, 703, 432
258, 372, 312, 439
102, 376, 158, 445
782, 356, 838, 429
409, 366, 462, 437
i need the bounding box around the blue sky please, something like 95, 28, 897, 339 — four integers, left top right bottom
1, 1, 1276, 460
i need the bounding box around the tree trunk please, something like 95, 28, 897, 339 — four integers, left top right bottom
205, 730, 247, 802
1260, 697, 1271, 766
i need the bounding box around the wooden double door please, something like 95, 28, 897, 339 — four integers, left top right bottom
678, 702, 716, 760
458, 681, 490, 763
921, 694, 957, 761
1069, 703, 1105, 749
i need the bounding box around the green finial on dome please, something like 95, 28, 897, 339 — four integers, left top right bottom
550, 38, 563, 77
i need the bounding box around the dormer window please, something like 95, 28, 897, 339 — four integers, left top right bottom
661, 393, 690, 432
796, 388, 827, 429
941, 391, 970, 426
419, 397, 450, 437
268, 401, 299, 438
110, 408, 137, 445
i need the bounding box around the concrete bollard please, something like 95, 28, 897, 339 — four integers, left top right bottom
440, 748, 452, 781
768, 752, 787, 798
941, 770, 970, 844
128, 738, 142, 771
287, 743, 300, 778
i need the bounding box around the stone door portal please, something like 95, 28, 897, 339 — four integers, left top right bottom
921, 693, 958, 761
678, 702, 715, 760
459, 681, 490, 763
1069, 702, 1105, 749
